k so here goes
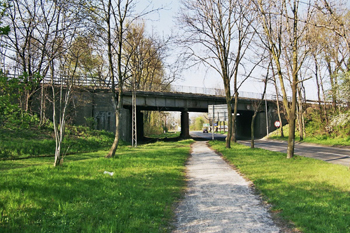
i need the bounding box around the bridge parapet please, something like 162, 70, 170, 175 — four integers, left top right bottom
35, 75, 284, 101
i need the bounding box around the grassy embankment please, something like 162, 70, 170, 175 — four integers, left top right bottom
0, 126, 117, 160
0, 126, 193, 232
268, 122, 350, 147
210, 140, 350, 233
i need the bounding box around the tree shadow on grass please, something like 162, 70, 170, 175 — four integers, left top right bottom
0, 145, 189, 233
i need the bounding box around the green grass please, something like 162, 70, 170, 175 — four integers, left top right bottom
209, 141, 350, 233
0, 126, 115, 159
269, 124, 350, 146
0, 139, 193, 233
146, 131, 181, 139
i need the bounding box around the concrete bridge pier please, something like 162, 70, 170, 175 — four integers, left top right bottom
136, 110, 144, 141
180, 110, 190, 139
119, 108, 144, 143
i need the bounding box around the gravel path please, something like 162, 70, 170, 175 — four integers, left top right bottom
172, 141, 281, 233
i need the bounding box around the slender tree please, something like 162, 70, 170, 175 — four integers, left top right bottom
88, 0, 162, 157
251, 62, 269, 148
254, 0, 314, 158
179, 0, 256, 148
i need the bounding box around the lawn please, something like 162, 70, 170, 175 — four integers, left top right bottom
0, 140, 193, 233
268, 125, 350, 147
209, 141, 350, 233
146, 131, 181, 139
0, 126, 116, 160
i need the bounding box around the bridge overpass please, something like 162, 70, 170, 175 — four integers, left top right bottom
32, 78, 283, 142
70, 88, 282, 142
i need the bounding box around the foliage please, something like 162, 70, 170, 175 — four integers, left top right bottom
144, 111, 167, 136
0, 140, 192, 232
270, 107, 350, 146
0, 73, 39, 129
190, 115, 206, 131
0, 0, 9, 36
147, 131, 181, 139
210, 141, 350, 233
338, 71, 350, 103
84, 117, 96, 130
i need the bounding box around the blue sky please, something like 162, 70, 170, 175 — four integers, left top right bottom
137, 0, 320, 100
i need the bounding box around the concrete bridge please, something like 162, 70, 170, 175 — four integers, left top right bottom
71, 88, 282, 142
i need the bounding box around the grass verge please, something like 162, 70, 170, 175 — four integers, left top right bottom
0, 139, 193, 233
268, 125, 350, 147
209, 140, 350, 233
146, 131, 181, 139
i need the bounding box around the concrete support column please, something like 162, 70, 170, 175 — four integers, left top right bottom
137, 110, 144, 141
180, 110, 190, 139
119, 108, 131, 143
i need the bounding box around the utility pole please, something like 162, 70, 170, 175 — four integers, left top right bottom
212, 105, 214, 140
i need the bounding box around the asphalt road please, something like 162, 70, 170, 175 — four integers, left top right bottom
190, 131, 227, 141
238, 139, 350, 167
189, 131, 350, 167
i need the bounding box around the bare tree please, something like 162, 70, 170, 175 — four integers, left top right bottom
46, 2, 86, 166
313, 1, 350, 110
254, 0, 314, 158
179, 0, 257, 148
124, 21, 172, 91
251, 63, 269, 148
87, 0, 162, 157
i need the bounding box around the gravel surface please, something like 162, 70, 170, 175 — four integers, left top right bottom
172, 141, 281, 233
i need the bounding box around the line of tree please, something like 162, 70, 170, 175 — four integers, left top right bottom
0, 0, 176, 165
1, 0, 350, 162
178, 0, 350, 158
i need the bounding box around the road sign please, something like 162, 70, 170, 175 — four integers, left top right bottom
208, 104, 228, 121
274, 121, 281, 128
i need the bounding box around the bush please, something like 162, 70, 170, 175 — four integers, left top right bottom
0, 72, 40, 129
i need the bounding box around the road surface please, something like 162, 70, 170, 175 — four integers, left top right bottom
189, 131, 350, 167
190, 131, 227, 141
238, 139, 350, 167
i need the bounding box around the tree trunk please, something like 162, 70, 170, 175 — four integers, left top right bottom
286, 0, 299, 159
287, 117, 296, 159
40, 81, 46, 125
314, 54, 324, 123
106, 107, 120, 158
272, 67, 284, 137
251, 111, 257, 148
105, 0, 121, 158
225, 77, 232, 148
297, 84, 304, 141
232, 91, 238, 143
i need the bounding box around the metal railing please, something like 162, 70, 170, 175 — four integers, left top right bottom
9, 74, 286, 101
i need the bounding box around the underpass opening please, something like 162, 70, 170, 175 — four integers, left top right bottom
236, 110, 254, 140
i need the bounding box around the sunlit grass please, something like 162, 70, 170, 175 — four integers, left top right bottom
210, 141, 350, 233
0, 127, 115, 159
0, 139, 193, 233
269, 124, 350, 146
146, 131, 181, 139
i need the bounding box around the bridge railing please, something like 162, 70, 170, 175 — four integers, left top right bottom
9, 74, 286, 101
